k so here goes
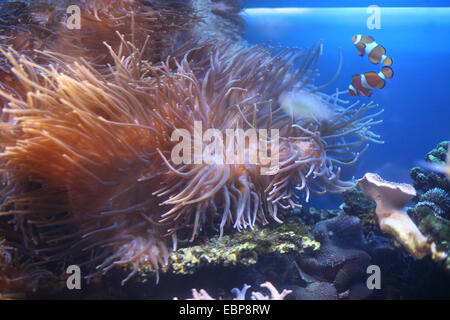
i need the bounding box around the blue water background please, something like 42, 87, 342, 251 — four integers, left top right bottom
243, 6, 450, 208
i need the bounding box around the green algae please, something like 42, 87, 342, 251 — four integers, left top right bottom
419, 213, 450, 272
342, 188, 376, 216
138, 218, 319, 277
408, 141, 450, 271
420, 214, 450, 250
426, 141, 449, 164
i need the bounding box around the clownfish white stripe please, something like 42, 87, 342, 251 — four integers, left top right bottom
378, 71, 386, 80
349, 84, 357, 94
360, 74, 372, 90
364, 41, 378, 55
380, 55, 388, 64
353, 34, 362, 45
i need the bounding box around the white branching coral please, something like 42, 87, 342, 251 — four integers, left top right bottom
176, 282, 293, 300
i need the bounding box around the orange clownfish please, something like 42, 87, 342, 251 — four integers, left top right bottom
352, 35, 393, 66
348, 66, 393, 97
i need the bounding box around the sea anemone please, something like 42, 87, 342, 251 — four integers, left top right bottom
54, 0, 198, 66
0, 1, 64, 70
191, 0, 245, 41
0, 4, 383, 289
0, 233, 57, 298
0, 0, 199, 123
0, 41, 174, 284
0, 0, 197, 64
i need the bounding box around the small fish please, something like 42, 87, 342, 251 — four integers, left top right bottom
279, 90, 334, 122
348, 66, 393, 97
417, 146, 450, 180
352, 35, 393, 66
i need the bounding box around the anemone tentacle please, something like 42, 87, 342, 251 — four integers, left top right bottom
0, 30, 383, 287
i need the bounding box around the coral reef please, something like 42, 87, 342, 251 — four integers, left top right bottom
407, 141, 450, 272
410, 141, 450, 192
0, 1, 383, 296
357, 172, 446, 261
127, 214, 373, 300
341, 188, 379, 237
137, 217, 318, 278
296, 214, 373, 299
288, 282, 338, 300
414, 188, 450, 220
342, 188, 376, 217
295, 206, 340, 225
337, 144, 450, 299
1, 1, 449, 301
178, 281, 292, 300
426, 141, 449, 164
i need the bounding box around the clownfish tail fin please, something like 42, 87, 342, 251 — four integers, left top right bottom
381, 66, 393, 79
382, 56, 393, 66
